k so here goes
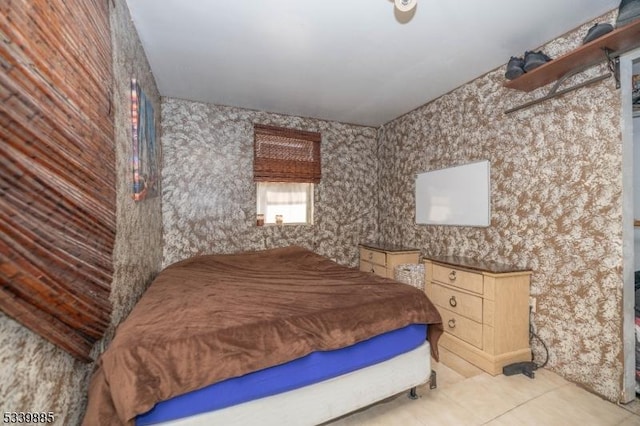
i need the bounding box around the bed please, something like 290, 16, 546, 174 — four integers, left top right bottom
83, 246, 443, 425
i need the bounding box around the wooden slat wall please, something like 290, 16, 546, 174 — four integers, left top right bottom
0, 0, 115, 361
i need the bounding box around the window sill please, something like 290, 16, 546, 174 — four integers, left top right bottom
257, 223, 313, 227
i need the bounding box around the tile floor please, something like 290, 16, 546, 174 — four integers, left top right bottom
327, 348, 640, 425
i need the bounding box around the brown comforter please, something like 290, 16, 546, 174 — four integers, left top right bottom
83, 246, 442, 425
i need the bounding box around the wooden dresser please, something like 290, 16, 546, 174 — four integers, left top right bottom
359, 243, 420, 279
424, 256, 531, 375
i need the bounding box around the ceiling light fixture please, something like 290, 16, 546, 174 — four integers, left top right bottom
394, 0, 417, 12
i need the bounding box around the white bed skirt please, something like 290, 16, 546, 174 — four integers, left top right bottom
157, 341, 432, 426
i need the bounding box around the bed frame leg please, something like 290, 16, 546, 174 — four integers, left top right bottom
429, 369, 437, 389
408, 369, 437, 400
408, 387, 419, 400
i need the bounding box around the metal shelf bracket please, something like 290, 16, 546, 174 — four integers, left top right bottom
604, 47, 621, 88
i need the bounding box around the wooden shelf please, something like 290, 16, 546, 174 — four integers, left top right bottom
504, 20, 640, 92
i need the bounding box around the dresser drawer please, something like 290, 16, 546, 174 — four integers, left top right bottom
438, 306, 483, 349
359, 247, 386, 267
359, 260, 387, 278
432, 264, 483, 295
428, 283, 482, 323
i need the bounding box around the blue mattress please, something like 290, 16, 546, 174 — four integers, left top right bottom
136, 323, 427, 425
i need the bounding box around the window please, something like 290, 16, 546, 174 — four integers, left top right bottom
254, 124, 320, 225
257, 182, 313, 224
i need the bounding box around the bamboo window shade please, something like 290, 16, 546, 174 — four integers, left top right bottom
0, 0, 114, 361
254, 124, 321, 183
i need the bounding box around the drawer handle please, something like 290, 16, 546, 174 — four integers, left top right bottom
370, 268, 375, 273
449, 296, 457, 308
447, 319, 456, 329
368, 252, 373, 260
448, 270, 457, 281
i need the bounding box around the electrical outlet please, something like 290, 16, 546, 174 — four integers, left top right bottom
529, 296, 537, 313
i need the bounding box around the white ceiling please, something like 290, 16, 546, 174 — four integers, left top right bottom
125, 0, 619, 127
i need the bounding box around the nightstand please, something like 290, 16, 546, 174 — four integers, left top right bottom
359, 243, 420, 279
424, 256, 532, 375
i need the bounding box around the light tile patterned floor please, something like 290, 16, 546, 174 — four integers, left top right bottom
327, 348, 640, 426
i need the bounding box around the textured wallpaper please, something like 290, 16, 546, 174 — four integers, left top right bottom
105, 0, 163, 342
0, 1, 163, 425
0, 315, 92, 426
161, 99, 379, 268
378, 11, 623, 401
